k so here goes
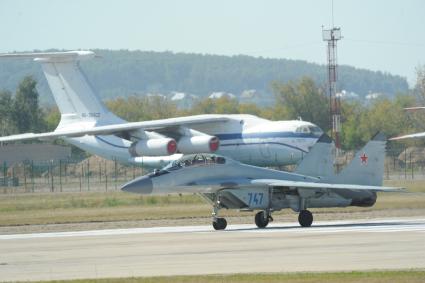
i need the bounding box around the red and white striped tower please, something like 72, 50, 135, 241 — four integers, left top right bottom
322, 27, 342, 151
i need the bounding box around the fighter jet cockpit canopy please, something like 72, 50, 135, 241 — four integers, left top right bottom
163, 154, 227, 172
295, 125, 323, 137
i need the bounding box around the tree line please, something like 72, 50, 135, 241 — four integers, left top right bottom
1, 71, 424, 153
106, 74, 423, 151
0, 49, 409, 106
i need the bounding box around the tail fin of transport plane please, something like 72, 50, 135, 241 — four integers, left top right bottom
0, 51, 124, 128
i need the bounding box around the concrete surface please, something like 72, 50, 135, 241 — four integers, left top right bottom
0, 218, 424, 282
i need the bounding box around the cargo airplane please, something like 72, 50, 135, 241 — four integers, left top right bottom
0, 51, 323, 168
121, 133, 404, 230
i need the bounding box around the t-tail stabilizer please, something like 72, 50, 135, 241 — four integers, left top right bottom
0, 51, 124, 129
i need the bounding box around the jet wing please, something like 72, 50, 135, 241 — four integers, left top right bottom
389, 132, 425, 140
183, 178, 404, 193
251, 179, 404, 192
0, 115, 229, 142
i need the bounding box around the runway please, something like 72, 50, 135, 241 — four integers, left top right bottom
1, 218, 424, 282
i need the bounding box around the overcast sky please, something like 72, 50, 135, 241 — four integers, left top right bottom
1, 0, 424, 85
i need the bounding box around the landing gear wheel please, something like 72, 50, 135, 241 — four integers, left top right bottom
255, 211, 269, 228
298, 210, 313, 227
212, 218, 227, 230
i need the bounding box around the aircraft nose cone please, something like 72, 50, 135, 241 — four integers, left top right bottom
121, 176, 153, 194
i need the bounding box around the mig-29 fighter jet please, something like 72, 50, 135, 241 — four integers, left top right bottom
121, 133, 404, 230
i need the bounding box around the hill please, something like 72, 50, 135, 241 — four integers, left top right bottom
0, 49, 409, 105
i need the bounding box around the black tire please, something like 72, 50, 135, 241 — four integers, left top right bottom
212, 218, 227, 230
255, 211, 269, 228
298, 210, 313, 227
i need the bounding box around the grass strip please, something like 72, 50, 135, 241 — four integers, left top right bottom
27, 270, 425, 283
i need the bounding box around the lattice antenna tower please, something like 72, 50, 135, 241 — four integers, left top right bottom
322, 11, 342, 151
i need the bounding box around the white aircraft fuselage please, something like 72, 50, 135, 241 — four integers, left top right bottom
67, 114, 322, 168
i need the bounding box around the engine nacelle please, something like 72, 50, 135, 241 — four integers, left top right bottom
129, 138, 177, 157
177, 136, 220, 154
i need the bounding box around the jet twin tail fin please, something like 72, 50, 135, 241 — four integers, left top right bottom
332, 132, 386, 186
295, 134, 335, 179
296, 132, 387, 186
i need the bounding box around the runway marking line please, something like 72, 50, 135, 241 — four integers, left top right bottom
0, 218, 424, 240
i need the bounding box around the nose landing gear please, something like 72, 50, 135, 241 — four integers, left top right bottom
212, 193, 227, 230
212, 217, 227, 230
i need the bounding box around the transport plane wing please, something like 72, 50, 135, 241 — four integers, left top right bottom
0, 115, 229, 142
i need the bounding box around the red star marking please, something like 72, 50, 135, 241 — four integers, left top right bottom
360, 153, 368, 164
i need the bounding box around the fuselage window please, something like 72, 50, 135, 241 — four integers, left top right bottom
308, 126, 323, 136
295, 126, 311, 134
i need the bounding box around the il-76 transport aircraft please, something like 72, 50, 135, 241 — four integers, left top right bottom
0, 51, 322, 168
121, 133, 404, 230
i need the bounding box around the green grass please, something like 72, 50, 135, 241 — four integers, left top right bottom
0, 180, 424, 227
0, 192, 202, 212
0, 192, 209, 226
28, 270, 425, 283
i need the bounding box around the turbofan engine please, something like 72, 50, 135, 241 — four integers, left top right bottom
129, 138, 177, 157
177, 136, 220, 154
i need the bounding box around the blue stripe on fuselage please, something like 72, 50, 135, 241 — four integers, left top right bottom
215, 131, 318, 140
95, 136, 130, 149
220, 141, 308, 153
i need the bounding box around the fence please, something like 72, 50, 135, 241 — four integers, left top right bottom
384, 147, 425, 180
0, 158, 146, 194
1, 147, 425, 194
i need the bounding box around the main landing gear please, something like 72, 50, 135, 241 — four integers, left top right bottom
254, 210, 273, 228
298, 209, 313, 227
254, 209, 313, 228
212, 209, 313, 230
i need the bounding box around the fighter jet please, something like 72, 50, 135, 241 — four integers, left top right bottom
121, 133, 404, 230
